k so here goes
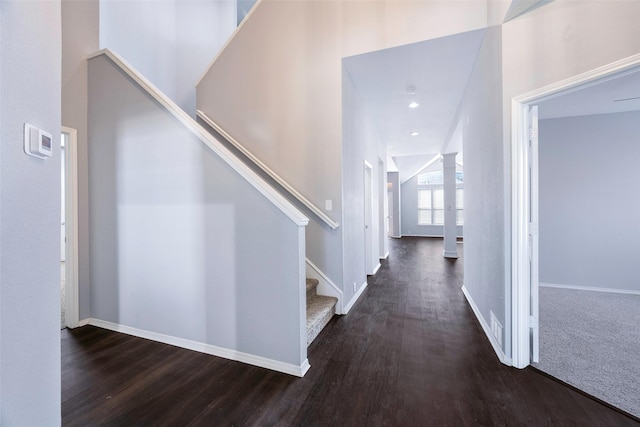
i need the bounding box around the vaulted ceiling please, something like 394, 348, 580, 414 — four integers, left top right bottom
538, 68, 640, 119
342, 0, 640, 182
343, 29, 485, 164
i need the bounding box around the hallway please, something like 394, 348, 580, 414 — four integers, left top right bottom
62, 237, 638, 425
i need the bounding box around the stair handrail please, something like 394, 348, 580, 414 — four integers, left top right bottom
87, 48, 309, 229
197, 110, 340, 230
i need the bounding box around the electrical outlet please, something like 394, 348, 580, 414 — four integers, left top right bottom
353, 282, 357, 292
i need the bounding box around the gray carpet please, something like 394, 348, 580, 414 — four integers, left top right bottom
534, 286, 640, 417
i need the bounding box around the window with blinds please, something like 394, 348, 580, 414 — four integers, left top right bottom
417, 171, 463, 226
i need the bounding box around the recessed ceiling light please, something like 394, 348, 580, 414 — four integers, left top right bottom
409, 101, 420, 109
410, 131, 419, 136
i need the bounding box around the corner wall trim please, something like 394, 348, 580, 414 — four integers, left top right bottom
87, 318, 310, 377
461, 286, 511, 366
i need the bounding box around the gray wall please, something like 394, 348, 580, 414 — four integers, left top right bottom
456, 26, 506, 349
87, 54, 306, 366
62, 0, 99, 321
342, 67, 387, 301
539, 112, 640, 291
99, 0, 236, 115
0, 1, 62, 424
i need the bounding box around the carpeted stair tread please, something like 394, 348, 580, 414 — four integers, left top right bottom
306, 294, 337, 346
306, 278, 319, 300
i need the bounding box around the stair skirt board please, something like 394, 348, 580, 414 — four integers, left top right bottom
86, 318, 310, 377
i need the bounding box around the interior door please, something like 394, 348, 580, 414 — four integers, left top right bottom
61, 140, 66, 262
527, 105, 540, 363
387, 191, 392, 237
364, 162, 373, 275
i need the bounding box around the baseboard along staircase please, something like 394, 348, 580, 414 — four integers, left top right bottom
306, 278, 337, 346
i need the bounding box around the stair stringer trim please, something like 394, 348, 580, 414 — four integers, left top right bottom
86, 49, 308, 229
88, 318, 311, 377
306, 258, 344, 315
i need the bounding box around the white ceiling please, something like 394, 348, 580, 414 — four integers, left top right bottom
343, 29, 486, 166
343, 16, 640, 181
538, 68, 640, 119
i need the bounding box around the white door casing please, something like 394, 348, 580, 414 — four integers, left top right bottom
510, 53, 640, 369
364, 161, 374, 275
527, 105, 539, 363
61, 127, 80, 328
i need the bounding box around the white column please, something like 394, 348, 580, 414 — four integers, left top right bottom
442, 153, 458, 258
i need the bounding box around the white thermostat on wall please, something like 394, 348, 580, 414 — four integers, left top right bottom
24, 123, 53, 159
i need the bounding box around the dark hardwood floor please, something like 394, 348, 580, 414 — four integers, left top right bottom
62, 237, 639, 426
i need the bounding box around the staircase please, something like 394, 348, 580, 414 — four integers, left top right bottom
196, 110, 340, 348
306, 278, 337, 346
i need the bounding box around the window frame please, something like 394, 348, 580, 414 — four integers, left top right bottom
416, 171, 464, 226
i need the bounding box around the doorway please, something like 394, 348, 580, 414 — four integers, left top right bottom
511, 54, 640, 369
61, 127, 79, 329
364, 161, 374, 275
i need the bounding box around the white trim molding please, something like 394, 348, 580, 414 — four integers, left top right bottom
371, 262, 382, 275
306, 258, 344, 314
61, 126, 80, 329
540, 282, 640, 296
462, 286, 511, 366
86, 49, 308, 229
88, 319, 311, 377
197, 110, 339, 230
343, 280, 368, 314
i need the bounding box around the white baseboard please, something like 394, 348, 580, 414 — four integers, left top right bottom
380, 251, 389, 260
372, 262, 382, 275
539, 282, 640, 296
461, 286, 511, 366
87, 318, 310, 377
75, 318, 91, 328
343, 280, 368, 314
398, 234, 464, 239
306, 258, 344, 314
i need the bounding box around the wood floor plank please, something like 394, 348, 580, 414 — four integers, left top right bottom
62, 237, 640, 426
